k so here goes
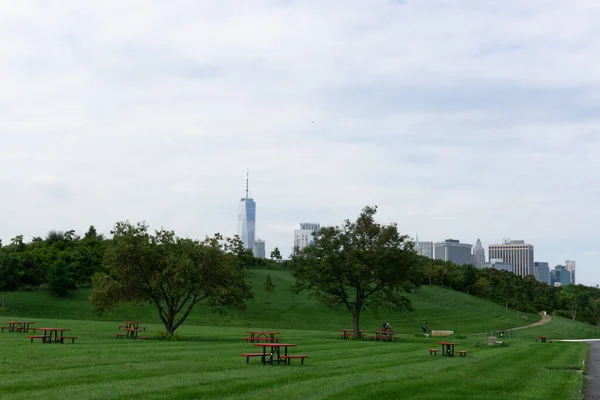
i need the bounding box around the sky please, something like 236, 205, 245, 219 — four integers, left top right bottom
1, 1, 599, 285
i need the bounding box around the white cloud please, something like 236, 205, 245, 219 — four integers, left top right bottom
1, 0, 599, 285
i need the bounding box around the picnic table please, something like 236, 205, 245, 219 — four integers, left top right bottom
253, 343, 297, 365
31, 328, 70, 344
244, 331, 280, 342
437, 341, 456, 356
339, 329, 366, 339
4, 321, 35, 333
373, 330, 397, 342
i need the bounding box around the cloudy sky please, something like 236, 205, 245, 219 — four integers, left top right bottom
1, 1, 599, 285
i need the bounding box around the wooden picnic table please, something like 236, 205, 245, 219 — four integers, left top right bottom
339, 329, 366, 339
253, 343, 297, 365
437, 341, 456, 356
34, 328, 70, 344
125, 328, 140, 339
5, 321, 35, 333
245, 331, 280, 341
373, 330, 397, 342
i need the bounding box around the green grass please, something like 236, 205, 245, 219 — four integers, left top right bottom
0, 320, 589, 399
0, 269, 596, 399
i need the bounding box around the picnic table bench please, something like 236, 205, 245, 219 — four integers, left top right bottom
280, 355, 309, 365
242, 337, 281, 343
457, 350, 467, 357
428, 348, 438, 355
240, 353, 266, 363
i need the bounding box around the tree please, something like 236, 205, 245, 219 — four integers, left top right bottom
0, 251, 21, 309
263, 274, 276, 292
90, 221, 252, 336
47, 259, 76, 297
292, 206, 420, 338
270, 247, 282, 261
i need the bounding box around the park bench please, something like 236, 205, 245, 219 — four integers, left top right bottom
240, 353, 266, 363
138, 336, 148, 340
428, 349, 438, 355
27, 335, 45, 343
116, 333, 125, 338
0, 326, 9, 332
457, 350, 467, 357
60, 336, 78, 344
242, 337, 280, 342
280, 355, 309, 365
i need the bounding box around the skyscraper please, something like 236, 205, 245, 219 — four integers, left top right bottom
565, 260, 576, 284
534, 262, 550, 284
434, 239, 473, 265
237, 171, 256, 250
472, 238, 485, 268
253, 239, 266, 259
488, 240, 534, 278
294, 223, 320, 252
415, 234, 434, 259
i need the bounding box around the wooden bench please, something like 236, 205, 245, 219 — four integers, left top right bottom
138, 336, 148, 340
241, 337, 280, 342
240, 353, 266, 363
28, 335, 45, 343
118, 325, 126, 329
428, 349, 438, 355
339, 333, 354, 338
457, 350, 467, 357
60, 336, 78, 344
280, 355, 309, 365
0, 326, 9, 332
116, 333, 125, 338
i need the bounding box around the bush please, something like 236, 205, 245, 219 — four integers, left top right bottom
153, 329, 181, 341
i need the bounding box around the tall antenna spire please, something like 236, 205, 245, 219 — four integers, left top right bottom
245, 169, 249, 199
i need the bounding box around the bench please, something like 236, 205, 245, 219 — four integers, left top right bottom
60, 336, 78, 344
457, 350, 467, 357
138, 336, 148, 340
0, 326, 9, 332
240, 353, 266, 363
28, 335, 46, 343
428, 349, 438, 355
116, 333, 125, 338
280, 355, 309, 365
339, 333, 354, 338
242, 337, 280, 342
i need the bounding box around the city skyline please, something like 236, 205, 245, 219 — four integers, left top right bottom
1, 2, 599, 287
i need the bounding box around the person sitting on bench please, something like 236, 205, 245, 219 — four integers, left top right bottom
382, 321, 392, 331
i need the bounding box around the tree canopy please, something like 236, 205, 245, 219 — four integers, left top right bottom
292, 206, 422, 337
89, 221, 252, 336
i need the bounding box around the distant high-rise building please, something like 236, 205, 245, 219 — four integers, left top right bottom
237, 171, 256, 250
472, 238, 485, 268
253, 239, 266, 259
294, 223, 320, 251
482, 258, 513, 272
415, 234, 434, 259
488, 240, 534, 278
534, 262, 550, 284
552, 265, 572, 286
565, 260, 576, 284
434, 239, 473, 265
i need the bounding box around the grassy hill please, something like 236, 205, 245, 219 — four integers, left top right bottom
2, 269, 542, 334
2, 269, 599, 399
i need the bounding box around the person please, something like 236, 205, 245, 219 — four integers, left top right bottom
382, 321, 392, 331
421, 322, 429, 334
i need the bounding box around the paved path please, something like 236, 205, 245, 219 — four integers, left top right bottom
505, 313, 552, 331
586, 342, 600, 399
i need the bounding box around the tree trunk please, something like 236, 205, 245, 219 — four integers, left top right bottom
353, 309, 361, 339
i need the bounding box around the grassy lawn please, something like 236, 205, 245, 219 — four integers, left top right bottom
0, 319, 590, 400
0, 269, 597, 399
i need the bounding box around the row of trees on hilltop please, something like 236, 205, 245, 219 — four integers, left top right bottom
2, 207, 600, 336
